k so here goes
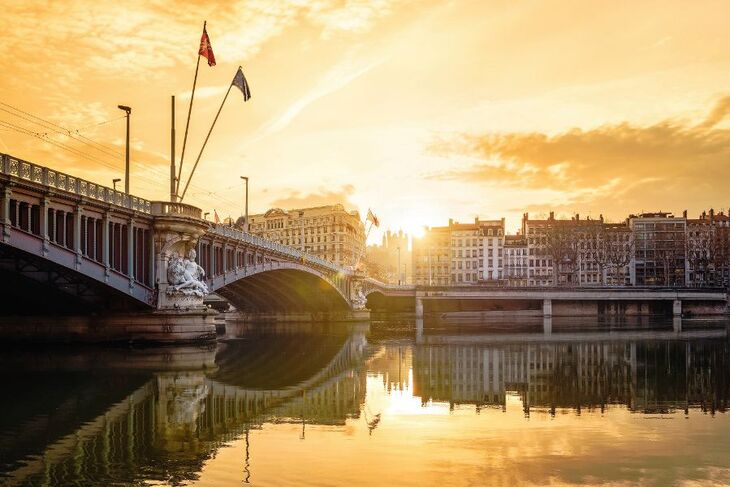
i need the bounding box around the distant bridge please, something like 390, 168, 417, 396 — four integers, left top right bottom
360, 280, 728, 317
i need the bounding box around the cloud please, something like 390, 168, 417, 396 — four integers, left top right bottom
270, 184, 355, 209
259, 48, 385, 136
698, 96, 730, 129
428, 95, 730, 213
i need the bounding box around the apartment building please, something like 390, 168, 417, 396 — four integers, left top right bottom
629, 212, 687, 286
412, 225, 450, 285
449, 219, 482, 284
248, 204, 365, 267
503, 235, 528, 286
686, 209, 730, 287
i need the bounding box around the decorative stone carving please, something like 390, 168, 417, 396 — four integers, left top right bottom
351, 281, 367, 310
167, 249, 209, 298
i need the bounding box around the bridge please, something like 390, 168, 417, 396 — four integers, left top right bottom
361, 280, 728, 317
0, 153, 366, 342
0, 152, 727, 343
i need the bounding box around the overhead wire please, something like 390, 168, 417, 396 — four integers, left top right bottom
0, 100, 246, 211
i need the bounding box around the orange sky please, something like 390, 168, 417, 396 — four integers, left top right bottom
1, 1, 729, 240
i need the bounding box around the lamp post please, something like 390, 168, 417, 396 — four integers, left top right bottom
112, 178, 121, 192
204, 212, 210, 220
397, 245, 401, 285
403, 263, 407, 285
117, 105, 131, 194
240, 176, 249, 232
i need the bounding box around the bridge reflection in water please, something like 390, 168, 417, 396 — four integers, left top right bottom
0, 320, 729, 486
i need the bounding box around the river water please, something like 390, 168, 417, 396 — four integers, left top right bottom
0, 318, 729, 486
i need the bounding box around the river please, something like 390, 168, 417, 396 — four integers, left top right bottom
0, 317, 729, 486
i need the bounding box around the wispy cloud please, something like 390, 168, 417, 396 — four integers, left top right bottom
260, 49, 386, 136
428, 95, 730, 212
270, 184, 355, 209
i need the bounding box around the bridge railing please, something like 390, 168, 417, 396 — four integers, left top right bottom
209, 224, 349, 275
150, 201, 202, 219
0, 153, 152, 213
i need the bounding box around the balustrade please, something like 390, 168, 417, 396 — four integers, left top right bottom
0, 153, 152, 213
208, 224, 348, 275
150, 201, 202, 219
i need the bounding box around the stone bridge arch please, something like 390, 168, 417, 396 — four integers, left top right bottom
209, 261, 352, 314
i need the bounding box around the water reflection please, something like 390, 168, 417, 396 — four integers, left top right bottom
0, 319, 728, 486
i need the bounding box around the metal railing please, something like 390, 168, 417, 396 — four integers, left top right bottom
209, 224, 349, 275
150, 201, 202, 219
0, 153, 152, 213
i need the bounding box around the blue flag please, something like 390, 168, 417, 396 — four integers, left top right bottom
232, 67, 251, 101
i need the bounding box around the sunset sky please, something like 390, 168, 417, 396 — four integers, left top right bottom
1, 1, 729, 241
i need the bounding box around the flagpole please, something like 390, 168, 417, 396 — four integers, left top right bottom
179, 81, 233, 201
170, 95, 176, 202
176, 20, 205, 196
354, 220, 373, 270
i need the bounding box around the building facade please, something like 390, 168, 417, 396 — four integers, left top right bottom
365, 230, 411, 284
503, 235, 528, 286
247, 204, 365, 267
412, 225, 450, 285
686, 209, 730, 287
413, 208, 726, 289
629, 212, 687, 286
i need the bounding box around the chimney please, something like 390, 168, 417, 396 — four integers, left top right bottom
475, 217, 479, 225
549, 211, 554, 220
449, 218, 453, 227
710, 208, 715, 221
576, 213, 580, 221
683, 210, 687, 218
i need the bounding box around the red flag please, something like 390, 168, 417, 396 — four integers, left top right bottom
199, 26, 216, 67
367, 209, 380, 228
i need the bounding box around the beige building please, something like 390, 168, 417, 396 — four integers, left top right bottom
412, 225, 450, 285
503, 234, 528, 286
366, 230, 411, 284
247, 204, 365, 267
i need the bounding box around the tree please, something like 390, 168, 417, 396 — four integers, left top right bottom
686, 226, 713, 287
604, 229, 634, 286
712, 226, 730, 287
545, 222, 579, 286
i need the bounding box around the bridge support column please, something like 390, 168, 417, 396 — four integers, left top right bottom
673, 315, 682, 333
127, 217, 135, 288
543, 299, 552, 317
415, 295, 424, 319
673, 299, 682, 316
74, 206, 82, 270
543, 316, 552, 335
102, 212, 110, 280
0, 184, 11, 243
39, 196, 49, 256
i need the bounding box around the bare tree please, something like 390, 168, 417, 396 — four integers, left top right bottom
712, 226, 730, 287
545, 222, 579, 287
687, 227, 713, 287
605, 229, 634, 286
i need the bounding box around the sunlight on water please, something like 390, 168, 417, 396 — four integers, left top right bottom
1, 319, 729, 486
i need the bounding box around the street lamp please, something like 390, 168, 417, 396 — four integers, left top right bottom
112, 178, 121, 191
204, 212, 210, 220
397, 246, 401, 285
117, 105, 132, 194
240, 176, 249, 232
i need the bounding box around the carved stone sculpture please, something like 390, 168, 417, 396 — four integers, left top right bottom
167, 249, 209, 297
351, 281, 367, 310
